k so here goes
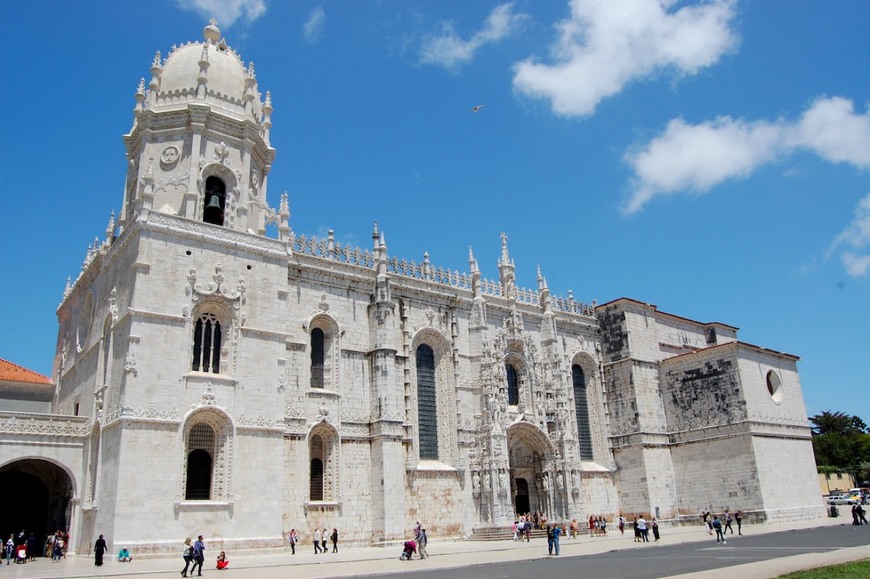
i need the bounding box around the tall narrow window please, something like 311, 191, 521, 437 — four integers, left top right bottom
506, 364, 519, 406
185, 423, 215, 500
203, 176, 226, 226
416, 344, 438, 460
310, 435, 324, 500
573, 365, 593, 460
101, 319, 111, 386
310, 328, 325, 388
192, 313, 222, 373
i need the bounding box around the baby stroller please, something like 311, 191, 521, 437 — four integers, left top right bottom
399, 540, 417, 560
15, 545, 27, 564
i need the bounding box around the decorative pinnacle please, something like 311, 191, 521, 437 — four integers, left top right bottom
499, 232, 510, 265
204, 19, 221, 43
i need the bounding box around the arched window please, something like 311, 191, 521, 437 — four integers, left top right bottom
572, 365, 593, 460
310, 435, 324, 501
192, 313, 222, 373
185, 423, 215, 500
506, 363, 519, 406
416, 344, 438, 460
310, 328, 325, 388
203, 176, 226, 226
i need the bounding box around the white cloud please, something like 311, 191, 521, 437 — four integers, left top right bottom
304, 6, 325, 43
623, 97, 870, 213
623, 117, 785, 213
828, 193, 870, 277
792, 96, 870, 166
513, 0, 738, 117
176, 0, 267, 28
420, 3, 527, 70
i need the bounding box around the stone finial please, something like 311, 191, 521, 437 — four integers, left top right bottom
279, 191, 289, 218
372, 220, 380, 249
204, 19, 221, 43
63, 276, 72, 300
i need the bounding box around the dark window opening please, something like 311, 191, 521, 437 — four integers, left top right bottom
185, 423, 215, 500
573, 364, 594, 460
506, 364, 519, 406
203, 176, 226, 226
310, 328, 325, 388
192, 314, 222, 373
416, 344, 438, 460
310, 458, 324, 501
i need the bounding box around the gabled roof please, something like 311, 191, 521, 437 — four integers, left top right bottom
0, 358, 52, 385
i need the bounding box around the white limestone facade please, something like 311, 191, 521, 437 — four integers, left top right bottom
0, 21, 824, 556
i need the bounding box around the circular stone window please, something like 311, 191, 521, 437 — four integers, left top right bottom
766, 371, 783, 403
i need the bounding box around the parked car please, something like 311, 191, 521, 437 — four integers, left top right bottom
827, 494, 858, 505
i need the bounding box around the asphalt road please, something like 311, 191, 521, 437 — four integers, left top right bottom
384, 525, 870, 579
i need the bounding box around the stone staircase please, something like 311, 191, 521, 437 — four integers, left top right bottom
469, 525, 550, 541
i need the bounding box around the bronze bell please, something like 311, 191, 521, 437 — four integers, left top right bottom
205, 194, 222, 211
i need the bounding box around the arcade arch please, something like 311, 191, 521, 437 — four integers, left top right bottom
0, 459, 75, 550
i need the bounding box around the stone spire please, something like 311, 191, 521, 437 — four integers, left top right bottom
497, 232, 516, 301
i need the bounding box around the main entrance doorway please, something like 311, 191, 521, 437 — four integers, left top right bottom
0, 459, 73, 549
514, 478, 530, 515
507, 421, 553, 519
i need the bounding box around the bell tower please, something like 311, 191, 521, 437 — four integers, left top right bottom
119, 19, 276, 236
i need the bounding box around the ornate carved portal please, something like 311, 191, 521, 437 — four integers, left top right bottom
507, 422, 554, 521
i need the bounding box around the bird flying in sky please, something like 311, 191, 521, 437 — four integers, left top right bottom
471, 104, 484, 112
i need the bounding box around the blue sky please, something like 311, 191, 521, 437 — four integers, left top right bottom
1, 0, 868, 422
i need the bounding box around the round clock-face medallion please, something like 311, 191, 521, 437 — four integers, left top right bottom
161, 145, 180, 165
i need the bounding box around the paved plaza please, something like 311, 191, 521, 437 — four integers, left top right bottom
2, 516, 869, 579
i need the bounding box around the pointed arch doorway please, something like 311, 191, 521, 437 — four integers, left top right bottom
507, 421, 552, 518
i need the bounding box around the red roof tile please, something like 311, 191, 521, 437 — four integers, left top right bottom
0, 358, 52, 385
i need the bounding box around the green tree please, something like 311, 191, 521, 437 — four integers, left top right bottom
810, 410, 870, 486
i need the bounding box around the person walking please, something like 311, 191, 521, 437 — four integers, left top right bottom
191, 535, 205, 576
651, 518, 660, 541
859, 504, 868, 525
287, 529, 297, 554
546, 524, 554, 555
735, 510, 743, 535
181, 537, 193, 577
313, 528, 322, 554
94, 534, 107, 566
417, 528, 428, 559
712, 516, 726, 544
330, 528, 339, 553
552, 523, 562, 555
724, 510, 734, 534
702, 511, 712, 535
638, 516, 650, 542
618, 514, 625, 535
5, 535, 14, 565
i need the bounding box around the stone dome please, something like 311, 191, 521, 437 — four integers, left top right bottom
151, 21, 261, 119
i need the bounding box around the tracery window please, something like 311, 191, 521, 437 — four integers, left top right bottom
572, 364, 594, 460
182, 411, 232, 502
416, 344, 438, 460
506, 363, 520, 406
310, 328, 325, 388
192, 313, 222, 373
309, 430, 336, 501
